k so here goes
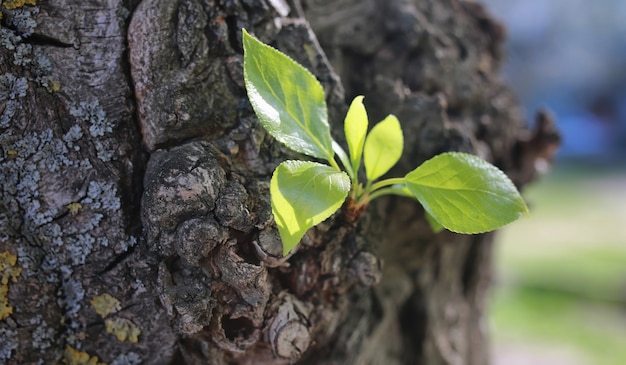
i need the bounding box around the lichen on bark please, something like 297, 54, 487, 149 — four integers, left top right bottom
0, 251, 21, 320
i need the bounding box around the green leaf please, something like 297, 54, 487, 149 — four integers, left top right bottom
344, 95, 368, 174
242, 29, 334, 161
404, 152, 529, 234
363, 115, 403, 181
271, 160, 351, 255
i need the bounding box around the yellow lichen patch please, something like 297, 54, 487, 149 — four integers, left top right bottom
2, 0, 37, 10
6, 149, 17, 156
50, 80, 61, 92
105, 317, 141, 343
0, 251, 22, 320
67, 202, 83, 216
90, 293, 121, 317
63, 346, 106, 365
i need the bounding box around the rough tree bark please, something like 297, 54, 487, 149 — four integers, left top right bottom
0, 0, 559, 364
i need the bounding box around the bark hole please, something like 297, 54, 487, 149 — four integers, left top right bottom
221, 316, 255, 341
230, 231, 261, 266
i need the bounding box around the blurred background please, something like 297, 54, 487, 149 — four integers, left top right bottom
480, 1, 626, 364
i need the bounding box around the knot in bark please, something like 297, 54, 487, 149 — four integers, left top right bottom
268, 292, 312, 361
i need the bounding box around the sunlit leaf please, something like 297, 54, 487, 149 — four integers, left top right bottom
271, 160, 351, 255
363, 115, 403, 181
404, 152, 529, 233
242, 29, 334, 161
344, 95, 368, 174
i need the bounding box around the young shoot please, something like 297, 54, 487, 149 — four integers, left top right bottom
242, 29, 528, 256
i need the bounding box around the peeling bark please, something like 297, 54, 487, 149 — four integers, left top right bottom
0, 0, 559, 364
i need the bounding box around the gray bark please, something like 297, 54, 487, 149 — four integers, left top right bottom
0, 0, 559, 364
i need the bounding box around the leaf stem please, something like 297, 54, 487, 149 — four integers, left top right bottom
354, 178, 406, 207
328, 156, 342, 172
366, 177, 405, 194
368, 185, 412, 201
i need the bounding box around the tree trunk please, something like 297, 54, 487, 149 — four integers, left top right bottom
0, 0, 559, 364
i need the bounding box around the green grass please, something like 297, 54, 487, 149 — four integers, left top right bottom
490, 162, 626, 364
492, 288, 626, 365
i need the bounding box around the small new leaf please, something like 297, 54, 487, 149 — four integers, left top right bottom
404, 152, 529, 234
271, 160, 350, 255
242, 29, 334, 162
344, 96, 368, 174
364, 115, 403, 181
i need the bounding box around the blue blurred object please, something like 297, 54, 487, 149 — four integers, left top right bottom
482, 0, 626, 162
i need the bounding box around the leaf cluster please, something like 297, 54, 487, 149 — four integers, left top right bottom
242, 29, 528, 256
